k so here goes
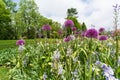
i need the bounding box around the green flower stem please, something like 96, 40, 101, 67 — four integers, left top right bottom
88, 37, 92, 80
115, 35, 119, 78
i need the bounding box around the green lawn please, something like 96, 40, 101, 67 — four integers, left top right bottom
0, 39, 58, 50
0, 39, 36, 50
0, 66, 9, 80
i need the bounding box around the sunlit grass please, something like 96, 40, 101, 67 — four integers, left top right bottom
0, 39, 60, 50
0, 66, 9, 80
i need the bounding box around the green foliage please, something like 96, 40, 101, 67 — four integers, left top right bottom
0, 38, 120, 79
13, 0, 40, 39
81, 22, 87, 31
67, 8, 78, 17
0, 67, 9, 80
0, 0, 15, 39
3, 0, 17, 13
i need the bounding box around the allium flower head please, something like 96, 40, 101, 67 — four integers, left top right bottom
99, 27, 105, 33
63, 36, 71, 42
63, 35, 75, 42
85, 28, 98, 38
81, 31, 86, 37
16, 39, 25, 45
42, 24, 52, 31
58, 30, 63, 34
64, 20, 74, 28
99, 35, 108, 41
75, 31, 79, 35
71, 27, 77, 31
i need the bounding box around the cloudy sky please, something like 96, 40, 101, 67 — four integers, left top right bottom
34, 0, 120, 30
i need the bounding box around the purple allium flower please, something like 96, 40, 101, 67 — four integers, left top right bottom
85, 28, 98, 38
58, 30, 63, 34
16, 39, 25, 45
64, 20, 74, 28
63, 36, 71, 42
99, 35, 108, 41
42, 24, 52, 31
71, 27, 77, 31
81, 31, 86, 37
75, 31, 79, 35
99, 27, 105, 33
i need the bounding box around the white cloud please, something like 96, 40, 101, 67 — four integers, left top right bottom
35, 0, 120, 30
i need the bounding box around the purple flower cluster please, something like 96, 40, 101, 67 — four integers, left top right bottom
42, 24, 52, 31
71, 27, 77, 31
64, 20, 74, 28
63, 35, 75, 42
85, 28, 98, 38
58, 30, 63, 34
64, 36, 72, 42
99, 27, 105, 33
81, 31, 86, 37
99, 35, 108, 41
16, 39, 25, 46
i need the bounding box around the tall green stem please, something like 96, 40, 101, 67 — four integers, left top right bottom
88, 38, 92, 80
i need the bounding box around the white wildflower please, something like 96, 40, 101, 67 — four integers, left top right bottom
71, 70, 78, 77
118, 56, 120, 66
58, 64, 63, 75
73, 57, 78, 62
70, 35, 75, 40
66, 47, 72, 56
53, 49, 60, 61
18, 45, 25, 52
43, 72, 48, 80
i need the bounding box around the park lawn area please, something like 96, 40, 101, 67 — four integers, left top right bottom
0, 39, 58, 50
0, 66, 9, 80
0, 39, 34, 50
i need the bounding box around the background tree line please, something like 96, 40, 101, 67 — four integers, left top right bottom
0, 0, 87, 40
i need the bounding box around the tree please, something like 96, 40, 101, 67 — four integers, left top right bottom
3, 0, 18, 39
3, 0, 17, 13
0, 0, 14, 39
15, 0, 40, 39
81, 22, 87, 31
67, 8, 78, 18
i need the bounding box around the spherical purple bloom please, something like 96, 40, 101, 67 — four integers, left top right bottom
99, 35, 108, 41
75, 31, 79, 35
64, 20, 74, 28
71, 27, 77, 31
16, 39, 25, 45
58, 30, 63, 34
42, 24, 52, 31
81, 31, 86, 37
63, 36, 71, 42
99, 27, 105, 33
85, 28, 98, 38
